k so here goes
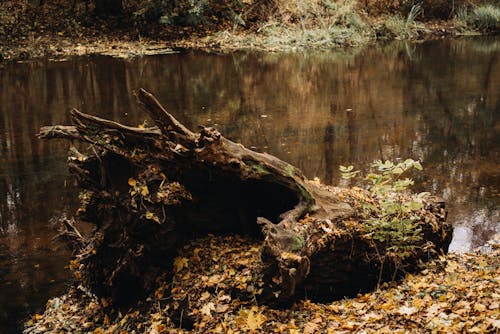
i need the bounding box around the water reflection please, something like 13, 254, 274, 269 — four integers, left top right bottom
0, 60, 78, 331
0, 37, 498, 332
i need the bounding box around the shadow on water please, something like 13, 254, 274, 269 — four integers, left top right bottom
0, 36, 498, 332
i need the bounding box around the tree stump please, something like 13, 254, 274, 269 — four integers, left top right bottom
39, 89, 451, 306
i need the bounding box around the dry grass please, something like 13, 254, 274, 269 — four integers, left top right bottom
204, 0, 372, 51
467, 4, 500, 31
0, 0, 497, 57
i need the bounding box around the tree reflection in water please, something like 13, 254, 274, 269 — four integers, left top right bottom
0, 37, 498, 332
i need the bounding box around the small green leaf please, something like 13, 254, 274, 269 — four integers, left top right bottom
407, 201, 424, 211
339, 165, 353, 172
393, 167, 404, 175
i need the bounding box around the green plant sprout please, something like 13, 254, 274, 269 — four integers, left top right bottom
340, 159, 430, 261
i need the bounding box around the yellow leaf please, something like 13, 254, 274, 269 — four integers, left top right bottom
412, 297, 425, 309
173, 257, 189, 273
474, 303, 487, 312
128, 178, 137, 187
154, 323, 166, 332
246, 306, 266, 331
145, 211, 160, 223
380, 302, 393, 311
141, 185, 149, 196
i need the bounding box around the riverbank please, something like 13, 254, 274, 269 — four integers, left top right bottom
1, 1, 498, 61
2, 2, 499, 333
24, 234, 500, 333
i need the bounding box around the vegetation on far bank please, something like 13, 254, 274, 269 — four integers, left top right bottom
0, 0, 498, 60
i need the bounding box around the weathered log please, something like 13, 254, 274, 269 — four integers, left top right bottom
40, 89, 452, 306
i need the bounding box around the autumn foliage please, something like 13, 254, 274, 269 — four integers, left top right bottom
25, 234, 500, 333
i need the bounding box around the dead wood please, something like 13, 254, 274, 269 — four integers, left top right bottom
39, 89, 452, 306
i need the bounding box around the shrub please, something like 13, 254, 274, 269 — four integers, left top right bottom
362, 0, 486, 20
340, 159, 428, 260
131, 0, 209, 27
467, 4, 500, 32
0, 2, 30, 38
244, 0, 371, 50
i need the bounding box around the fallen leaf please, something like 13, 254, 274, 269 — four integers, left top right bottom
215, 304, 229, 313
199, 291, 211, 301
474, 303, 487, 312
246, 307, 266, 331
304, 321, 319, 334
206, 274, 223, 287
128, 178, 137, 187
173, 257, 189, 273
397, 305, 418, 316
201, 302, 215, 317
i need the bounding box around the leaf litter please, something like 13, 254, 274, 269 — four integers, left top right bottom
24, 233, 499, 333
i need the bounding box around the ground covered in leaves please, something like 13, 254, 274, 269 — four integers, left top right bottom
25, 233, 499, 333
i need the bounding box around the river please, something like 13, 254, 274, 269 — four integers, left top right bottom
0, 37, 498, 332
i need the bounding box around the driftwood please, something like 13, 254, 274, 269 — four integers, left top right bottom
39, 89, 451, 307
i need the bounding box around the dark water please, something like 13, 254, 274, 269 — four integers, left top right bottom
1, 37, 499, 332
